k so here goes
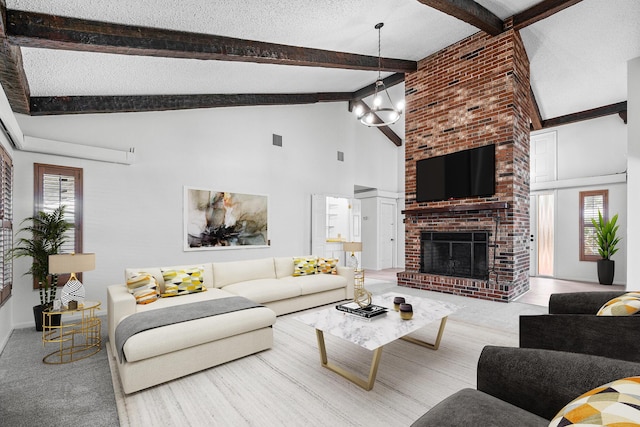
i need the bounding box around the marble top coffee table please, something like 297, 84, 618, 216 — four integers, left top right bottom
295, 292, 460, 390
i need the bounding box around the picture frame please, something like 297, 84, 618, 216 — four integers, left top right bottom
184, 186, 269, 251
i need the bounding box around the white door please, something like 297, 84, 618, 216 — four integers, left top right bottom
537, 193, 555, 277
529, 195, 538, 276
530, 131, 557, 183
379, 200, 396, 269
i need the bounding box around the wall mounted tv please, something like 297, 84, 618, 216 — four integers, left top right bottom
416, 144, 495, 203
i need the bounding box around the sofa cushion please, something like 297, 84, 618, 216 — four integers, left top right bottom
549, 376, 640, 426
317, 258, 339, 274
135, 287, 235, 313
122, 300, 276, 362
411, 388, 548, 427
274, 256, 296, 278
125, 263, 214, 293
597, 294, 640, 316
160, 266, 206, 297
221, 279, 301, 304
125, 273, 160, 305
212, 258, 276, 288
293, 257, 318, 276
280, 274, 347, 296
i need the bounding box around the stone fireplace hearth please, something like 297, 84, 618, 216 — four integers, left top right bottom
398, 24, 530, 302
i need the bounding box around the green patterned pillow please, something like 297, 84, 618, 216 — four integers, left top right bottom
293, 257, 318, 276
317, 258, 339, 274
597, 293, 640, 316
160, 266, 206, 297
125, 273, 160, 305
549, 376, 640, 426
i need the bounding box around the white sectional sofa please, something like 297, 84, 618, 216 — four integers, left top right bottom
107, 256, 354, 393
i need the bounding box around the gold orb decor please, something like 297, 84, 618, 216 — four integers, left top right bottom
353, 269, 372, 308
354, 287, 372, 308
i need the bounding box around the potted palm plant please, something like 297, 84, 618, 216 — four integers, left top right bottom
591, 210, 621, 285
10, 206, 73, 330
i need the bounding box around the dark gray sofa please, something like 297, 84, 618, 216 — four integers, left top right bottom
519, 291, 640, 363
411, 346, 640, 426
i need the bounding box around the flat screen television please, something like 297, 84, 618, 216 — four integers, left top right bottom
416, 144, 495, 203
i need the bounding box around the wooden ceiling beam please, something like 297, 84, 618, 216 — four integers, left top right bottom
541, 101, 627, 129
0, 3, 30, 114
28, 92, 354, 116
6, 9, 416, 73
352, 73, 405, 101
529, 87, 543, 131
512, 0, 584, 31
416, 0, 503, 36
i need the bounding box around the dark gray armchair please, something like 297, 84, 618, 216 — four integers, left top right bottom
411, 346, 640, 427
519, 291, 640, 363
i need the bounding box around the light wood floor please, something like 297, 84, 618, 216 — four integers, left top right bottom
364, 268, 626, 307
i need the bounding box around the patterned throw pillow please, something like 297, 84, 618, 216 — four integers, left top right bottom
293, 257, 318, 276
597, 293, 640, 316
125, 273, 160, 305
160, 266, 206, 297
549, 376, 640, 426
317, 258, 339, 275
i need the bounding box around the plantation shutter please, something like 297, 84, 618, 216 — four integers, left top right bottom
0, 146, 12, 306
34, 164, 83, 289
579, 190, 607, 262
42, 173, 76, 254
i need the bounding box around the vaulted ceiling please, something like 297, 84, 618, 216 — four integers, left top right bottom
0, 0, 638, 145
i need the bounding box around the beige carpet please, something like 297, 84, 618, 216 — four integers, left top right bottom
109, 307, 520, 426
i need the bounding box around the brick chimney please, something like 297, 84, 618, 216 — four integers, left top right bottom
399, 29, 531, 302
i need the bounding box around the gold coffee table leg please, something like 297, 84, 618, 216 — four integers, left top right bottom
401, 316, 448, 350
316, 329, 383, 391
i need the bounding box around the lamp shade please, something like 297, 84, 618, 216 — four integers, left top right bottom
343, 242, 362, 253
49, 253, 96, 274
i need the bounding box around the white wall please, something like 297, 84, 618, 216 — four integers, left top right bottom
10, 102, 404, 327
531, 114, 628, 284
628, 56, 640, 286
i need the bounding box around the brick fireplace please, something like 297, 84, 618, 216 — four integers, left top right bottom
398, 26, 531, 302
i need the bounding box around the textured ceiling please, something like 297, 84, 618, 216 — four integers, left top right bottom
5, 0, 640, 123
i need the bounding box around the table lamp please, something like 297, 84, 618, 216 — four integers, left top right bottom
343, 241, 362, 270
49, 253, 96, 308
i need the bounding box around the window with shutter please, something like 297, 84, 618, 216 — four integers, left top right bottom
0, 145, 12, 307
34, 164, 83, 289
579, 190, 607, 262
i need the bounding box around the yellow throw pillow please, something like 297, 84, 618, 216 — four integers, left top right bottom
293, 257, 318, 276
549, 376, 640, 426
160, 266, 206, 297
125, 273, 160, 305
317, 258, 339, 274
597, 293, 640, 316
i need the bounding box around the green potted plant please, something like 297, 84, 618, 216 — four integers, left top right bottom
591, 210, 621, 285
9, 206, 73, 330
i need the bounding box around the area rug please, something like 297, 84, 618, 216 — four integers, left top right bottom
0, 317, 119, 427
110, 306, 521, 427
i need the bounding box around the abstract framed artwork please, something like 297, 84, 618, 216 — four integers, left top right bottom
184, 187, 269, 250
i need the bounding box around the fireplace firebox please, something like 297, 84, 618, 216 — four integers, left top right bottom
420, 231, 488, 280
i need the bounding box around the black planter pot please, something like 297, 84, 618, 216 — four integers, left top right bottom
32, 304, 61, 332
597, 259, 615, 285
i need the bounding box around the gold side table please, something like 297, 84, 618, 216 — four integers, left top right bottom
42, 300, 102, 364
